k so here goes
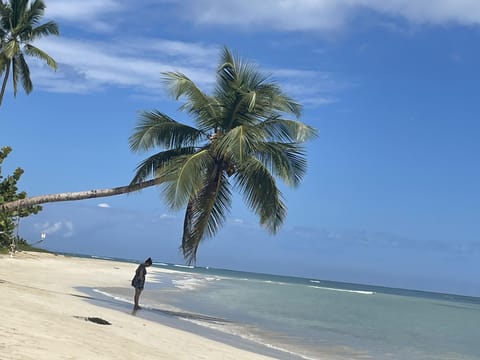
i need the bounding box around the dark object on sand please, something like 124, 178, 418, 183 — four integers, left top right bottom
74, 316, 111, 325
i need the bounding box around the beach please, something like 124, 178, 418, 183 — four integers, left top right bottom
0, 251, 277, 360
2, 251, 478, 360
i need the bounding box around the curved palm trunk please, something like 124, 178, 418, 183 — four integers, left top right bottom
0, 62, 11, 106
1, 177, 164, 211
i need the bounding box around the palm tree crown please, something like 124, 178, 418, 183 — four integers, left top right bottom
129, 47, 318, 264
0, 0, 59, 106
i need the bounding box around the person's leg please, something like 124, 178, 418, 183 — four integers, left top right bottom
134, 288, 142, 310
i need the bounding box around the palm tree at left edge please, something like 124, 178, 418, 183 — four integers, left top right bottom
0, 0, 59, 106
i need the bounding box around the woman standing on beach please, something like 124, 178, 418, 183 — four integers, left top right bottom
131, 257, 152, 311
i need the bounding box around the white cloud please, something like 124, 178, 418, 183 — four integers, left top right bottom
159, 213, 177, 219
47, 0, 480, 34
63, 222, 74, 237
97, 203, 111, 208
48, 0, 122, 19
183, 0, 349, 32
46, 0, 124, 32
21, 1, 355, 107
362, 0, 480, 25
273, 68, 348, 107
26, 36, 339, 108
173, 0, 480, 31
30, 37, 217, 95
34, 221, 74, 238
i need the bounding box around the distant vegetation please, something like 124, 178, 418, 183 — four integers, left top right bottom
0, 241, 50, 254
0, 147, 42, 250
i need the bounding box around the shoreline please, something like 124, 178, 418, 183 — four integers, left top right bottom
0, 251, 285, 360
81, 286, 308, 360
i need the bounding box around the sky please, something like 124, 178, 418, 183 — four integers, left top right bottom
1, 0, 479, 296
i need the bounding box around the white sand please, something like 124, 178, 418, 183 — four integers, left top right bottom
0, 251, 276, 360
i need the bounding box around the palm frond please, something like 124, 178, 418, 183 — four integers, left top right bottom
260, 117, 318, 142
256, 83, 303, 118
30, 21, 60, 39
217, 46, 266, 90
0, 2, 7, 17
24, 0, 46, 26
162, 71, 220, 130
216, 47, 268, 129
217, 46, 237, 83
234, 158, 286, 233
182, 164, 231, 264
162, 71, 210, 105
11, 56, 18, 95
2, 40, 20, 59
130, 147, 197, 185
160, 149, 214, 209
215, 48, 304, 130
11, 0, 28, 29
0, 55, 7, 75
15, 52, 31, 94
242, 84, 302, 123
0, 3, 12, 31
23, 44, 57, 70
213, 124, 263, 165
129, 110, 206, 152
254, 142, 307, 187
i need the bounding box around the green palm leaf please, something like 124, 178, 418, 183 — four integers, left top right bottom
162, 72, 220, 129
24, 44, 57, 69
254, 142, 307, 187
234, 158, 286, 233
0, 3, 12, 30
182, 165, 231, 264
0, 55, 7, 74
216, 47, 303, 121
30, 21, 60, 39
260, 117, 318, 142
15, 52, 32, 94
130, 147, 197, 185
11, 56, 18, 95
213, 124, 264, 165
24, 0, 46, 26
2, 40, 19, 59
129, 110, 206, 151
160, 150, 214, 209
10, 0, 26, 28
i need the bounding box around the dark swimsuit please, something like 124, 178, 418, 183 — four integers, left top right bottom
131, 264, 147, 290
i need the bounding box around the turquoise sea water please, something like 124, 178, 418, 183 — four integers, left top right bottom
86, 256, 479, 360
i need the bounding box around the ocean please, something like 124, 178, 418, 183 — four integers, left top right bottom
83, 256, 479, 360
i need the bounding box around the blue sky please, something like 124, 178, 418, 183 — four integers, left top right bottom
1, 0, 479, 296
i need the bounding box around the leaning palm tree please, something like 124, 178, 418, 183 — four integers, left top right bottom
0, 0, 59, 106
129, 47, 317, 263
1, 47, 317, 264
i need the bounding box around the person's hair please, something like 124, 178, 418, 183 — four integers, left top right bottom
145, 257, 152, 265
